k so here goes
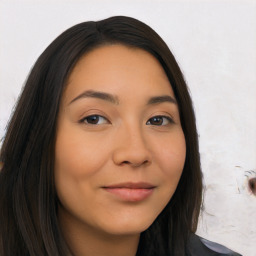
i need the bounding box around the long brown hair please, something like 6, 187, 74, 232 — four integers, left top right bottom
0, 16, 202, 255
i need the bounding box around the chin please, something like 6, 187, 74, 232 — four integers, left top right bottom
96, 212, 157, 236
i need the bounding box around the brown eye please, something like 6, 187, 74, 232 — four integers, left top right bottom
80, 115, 108, 125
146, 116, 173, 126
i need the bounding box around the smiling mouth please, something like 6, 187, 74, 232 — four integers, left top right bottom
102, 182, 156, 202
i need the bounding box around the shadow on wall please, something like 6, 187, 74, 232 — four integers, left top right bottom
246, 170, 256, 196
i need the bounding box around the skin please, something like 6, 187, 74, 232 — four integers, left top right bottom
55, 44, 186, 256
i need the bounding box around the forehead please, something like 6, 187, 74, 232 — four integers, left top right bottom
63, 44, 174, 103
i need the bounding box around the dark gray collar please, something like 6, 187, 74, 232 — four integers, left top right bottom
187, 234, 242, 256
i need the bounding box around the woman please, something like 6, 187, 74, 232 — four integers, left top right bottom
0, 16, 241, 256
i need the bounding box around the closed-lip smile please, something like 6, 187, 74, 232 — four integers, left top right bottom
102, 182, 156, 202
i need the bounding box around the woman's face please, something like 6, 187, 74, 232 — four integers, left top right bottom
55, 44, 186, 237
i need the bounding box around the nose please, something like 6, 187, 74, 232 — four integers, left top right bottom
112, 125, 152, 168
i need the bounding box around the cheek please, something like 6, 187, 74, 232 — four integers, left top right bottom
152, 130, 186, 202
54, 136, 89, 207
54, 131, 112, 215
156, 131, 186, 176
54, 128, 111, 179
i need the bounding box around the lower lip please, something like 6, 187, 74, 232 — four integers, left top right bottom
104, 187, 154, 202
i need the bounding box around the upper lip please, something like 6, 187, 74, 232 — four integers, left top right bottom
103, 182, 155, 189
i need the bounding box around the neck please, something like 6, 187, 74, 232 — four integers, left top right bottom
58, 209, 140, 256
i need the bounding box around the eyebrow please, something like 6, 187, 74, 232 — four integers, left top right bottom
68, 89, 177, 106
147, 95, 177, 105
68, 90, 119, 105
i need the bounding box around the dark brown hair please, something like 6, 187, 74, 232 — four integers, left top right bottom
0, 16, 202, 256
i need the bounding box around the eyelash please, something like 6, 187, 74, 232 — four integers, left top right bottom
79, 114, 174, 126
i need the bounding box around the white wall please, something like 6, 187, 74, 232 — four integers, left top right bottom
0, 0, 255, 255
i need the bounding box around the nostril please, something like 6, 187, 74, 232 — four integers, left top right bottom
248, 177, 256, 195
121, 160, 149, 167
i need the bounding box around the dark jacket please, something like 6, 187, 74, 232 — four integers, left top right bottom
187, 234, 242, 256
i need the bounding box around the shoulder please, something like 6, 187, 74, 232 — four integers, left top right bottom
186, 233, 242, 256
